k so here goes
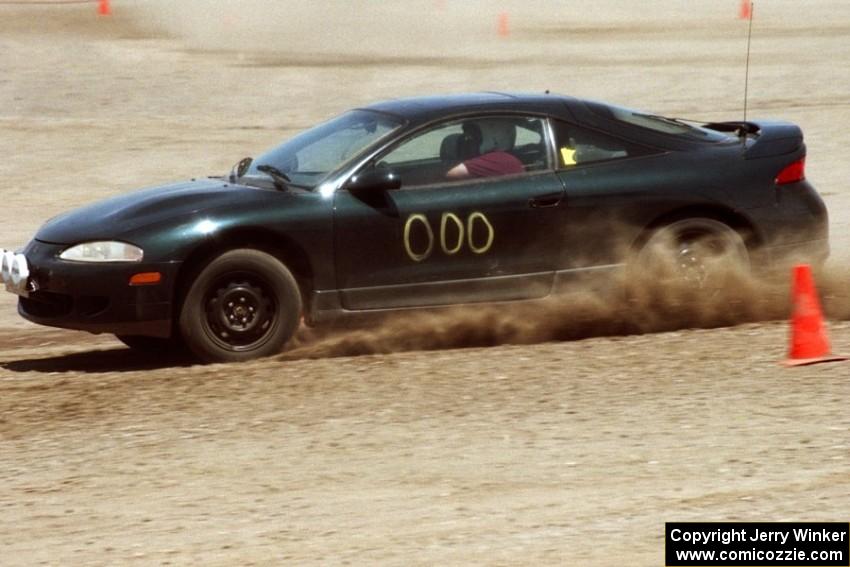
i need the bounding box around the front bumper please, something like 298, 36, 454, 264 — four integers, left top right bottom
4, 239, 179, 338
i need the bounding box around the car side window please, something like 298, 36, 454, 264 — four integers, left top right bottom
552, 119, 653, 168
377, 115, 550, 188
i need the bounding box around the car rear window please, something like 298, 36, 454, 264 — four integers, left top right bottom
585, 101, 732, 142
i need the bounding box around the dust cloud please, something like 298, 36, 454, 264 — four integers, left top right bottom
125, 0, 739, 59
283, 265, 850, 360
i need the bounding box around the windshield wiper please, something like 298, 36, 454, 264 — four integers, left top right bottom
642, 113, 691, 127
256, 164, 291, 191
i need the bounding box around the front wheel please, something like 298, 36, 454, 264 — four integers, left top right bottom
178, 249, 302, 363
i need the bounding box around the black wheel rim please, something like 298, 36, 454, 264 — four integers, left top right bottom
202, 272, 278, 352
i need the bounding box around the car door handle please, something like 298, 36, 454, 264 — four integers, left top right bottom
528, 193, 562, 208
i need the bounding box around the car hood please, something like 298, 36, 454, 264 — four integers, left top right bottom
36, 179, 271, 244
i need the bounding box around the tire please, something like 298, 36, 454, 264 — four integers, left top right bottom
177, 249, 302, 363
116, 334, 185, 353
632, 218, 750, 291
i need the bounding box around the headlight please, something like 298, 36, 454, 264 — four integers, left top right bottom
59, 241, 144, 263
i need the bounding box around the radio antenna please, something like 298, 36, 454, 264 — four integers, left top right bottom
743, 1, 755, 122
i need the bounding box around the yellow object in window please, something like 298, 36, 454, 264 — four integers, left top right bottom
560, 147, 577, 166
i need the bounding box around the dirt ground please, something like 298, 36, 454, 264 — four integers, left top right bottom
1, 1, 849, 565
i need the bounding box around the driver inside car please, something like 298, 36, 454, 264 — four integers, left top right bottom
446, 119, 525, 179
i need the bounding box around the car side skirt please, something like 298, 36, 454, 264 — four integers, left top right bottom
308, 264, 624, 324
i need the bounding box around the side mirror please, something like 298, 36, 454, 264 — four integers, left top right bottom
229, 156, 253, 182
346, 168, 402, 194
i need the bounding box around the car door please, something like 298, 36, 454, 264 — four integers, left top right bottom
550, 118, 661, 274
333, 114, 567, 310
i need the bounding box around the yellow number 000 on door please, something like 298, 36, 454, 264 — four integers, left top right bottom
403, 212, 494, 262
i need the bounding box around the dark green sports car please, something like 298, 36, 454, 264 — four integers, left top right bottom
1, 93, 828, 362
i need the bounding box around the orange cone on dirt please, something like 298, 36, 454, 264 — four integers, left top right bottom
784, 264, 846, 366
98, 0, 111, 16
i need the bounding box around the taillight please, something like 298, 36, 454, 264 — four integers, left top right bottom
775, 157, 806, 185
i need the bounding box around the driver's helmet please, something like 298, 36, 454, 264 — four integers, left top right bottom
478, 119, 517, 153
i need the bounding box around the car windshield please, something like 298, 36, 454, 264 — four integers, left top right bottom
242, 109, 402, 189
586, 101, 732, 142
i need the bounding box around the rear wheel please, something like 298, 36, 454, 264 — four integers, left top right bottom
178, 249, 302, 363
633, 218, 750, 291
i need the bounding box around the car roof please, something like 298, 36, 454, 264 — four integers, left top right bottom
359, 92, 576, 123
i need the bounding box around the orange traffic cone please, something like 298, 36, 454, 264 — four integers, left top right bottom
783, 264, 846, 366
98, 0, 111, 16
739, 0, 752, 20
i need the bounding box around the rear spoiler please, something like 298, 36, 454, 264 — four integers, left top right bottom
703, 120, 803, 159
